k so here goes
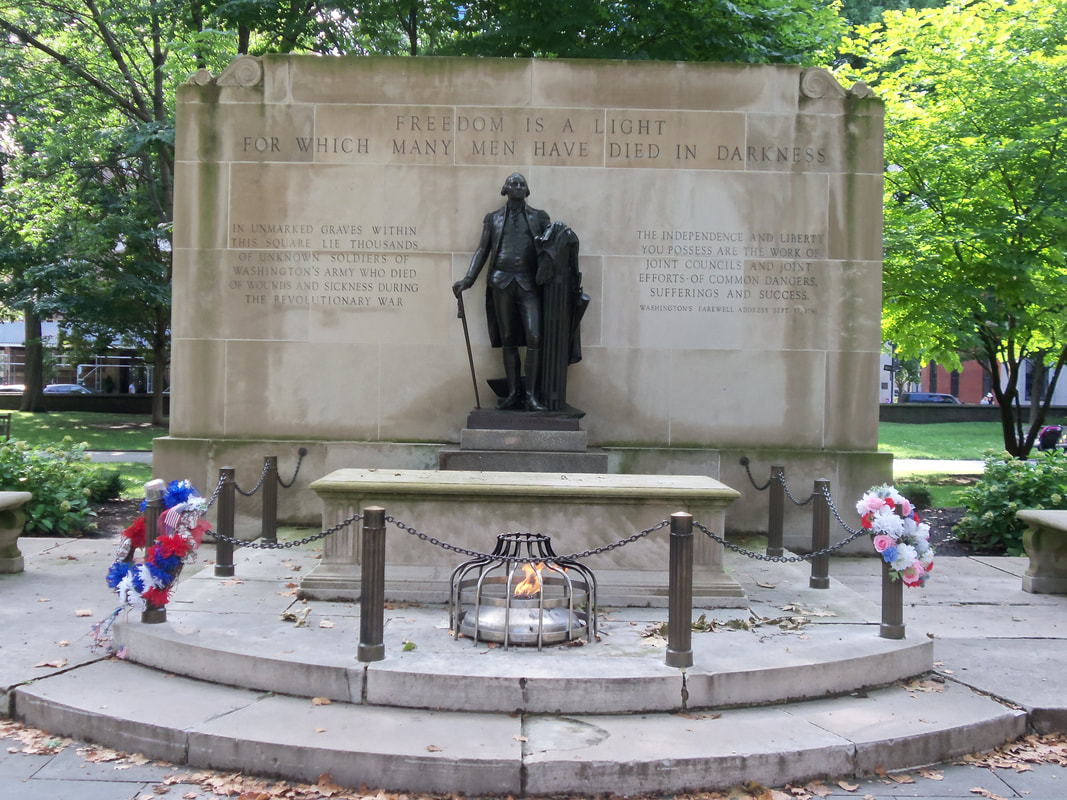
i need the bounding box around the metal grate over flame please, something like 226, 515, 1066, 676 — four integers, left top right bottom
449, 532, 597, 650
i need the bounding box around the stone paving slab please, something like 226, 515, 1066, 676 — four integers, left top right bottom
795, 681, 1027, 775
14, 659, 266, 765
522, 705, 855, 795
189, 693, 525, 796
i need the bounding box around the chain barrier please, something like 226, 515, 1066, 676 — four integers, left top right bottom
739, 456, 772, 492
234, 459, 271, 497
277, 447, 308, 489
776, 469, 815, 507
201, 474, 226, 513
693, 519, 868, 563
386, 515, 671, 563
207, 511, 362, 550
820, 482, 866, 538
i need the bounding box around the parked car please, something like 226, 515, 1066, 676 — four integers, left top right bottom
42, 383, 94, 394
0, 384, 25, 393
898, 392, 962, 404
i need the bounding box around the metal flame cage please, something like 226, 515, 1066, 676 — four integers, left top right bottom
449, 532, 597, 649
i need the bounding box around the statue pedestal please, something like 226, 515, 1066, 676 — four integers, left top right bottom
438, 409, 608, 473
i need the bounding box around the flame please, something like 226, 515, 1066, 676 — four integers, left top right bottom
513, 562, 544, 597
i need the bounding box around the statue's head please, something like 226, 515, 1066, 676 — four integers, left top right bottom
501, 173, 530, 199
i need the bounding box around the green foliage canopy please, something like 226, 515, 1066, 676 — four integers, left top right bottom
838, 0, 1067, 456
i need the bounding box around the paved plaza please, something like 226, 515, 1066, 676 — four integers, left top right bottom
2, 520, 1066, 799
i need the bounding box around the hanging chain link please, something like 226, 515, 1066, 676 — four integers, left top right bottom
234, 459, 271, 497
201, 473, 226, 513
820, 482, 866, 537
777, 469, 815, 507
277, 447, 308, 489
386, 515, 671, 563
693, 513, 869, 564
739, 457, 772, 492
206, 512, 362, 550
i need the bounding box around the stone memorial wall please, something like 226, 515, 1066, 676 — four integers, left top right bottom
159, 56, 891, 541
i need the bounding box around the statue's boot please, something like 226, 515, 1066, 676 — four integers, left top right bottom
524, 347, 548, 412
497, 347, 524, 410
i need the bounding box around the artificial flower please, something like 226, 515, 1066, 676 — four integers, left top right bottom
857, 485, 935, 587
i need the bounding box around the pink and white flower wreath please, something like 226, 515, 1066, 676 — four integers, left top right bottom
856, 484, 935, 587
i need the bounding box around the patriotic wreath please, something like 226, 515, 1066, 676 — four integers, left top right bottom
856, 484, 935, 587
105, 480, 212, 610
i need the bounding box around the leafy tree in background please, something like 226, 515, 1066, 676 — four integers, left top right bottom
837, 0, 946, 26
1, 0, 847, 425
445, 0, 844, 63
838, 0, 1067, 457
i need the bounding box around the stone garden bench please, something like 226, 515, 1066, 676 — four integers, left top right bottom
0, 491, 33, 574
1016, 509, 1067, 594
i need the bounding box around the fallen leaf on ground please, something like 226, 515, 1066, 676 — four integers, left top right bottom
919, 768, 943, 780
74, 609, 93, 617
78, 745, 124, 763
34, 658, 68, 669
805, 779, 831, 796
836, 779, 859, 791
311, 697, 331, 706
426, 744, 442, 752
888, 773, 915, 784
319, 619, 336, 628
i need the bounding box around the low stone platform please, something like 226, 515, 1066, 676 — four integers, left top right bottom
302, 468, 745, 606
7, 541, 1034, 797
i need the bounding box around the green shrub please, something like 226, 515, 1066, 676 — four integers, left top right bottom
84, 468, 126, 502
954, 450, 1067, 555
0, 438, 122, 535
895, 483, 934, 510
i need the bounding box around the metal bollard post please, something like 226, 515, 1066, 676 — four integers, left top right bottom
141, 479, 167, 624
767, 465, 785, 557
666, 511, 694, 669
358, 506, 386, 662
214, 467, 236, 578
809, 479, 830, 589
261, 456, 278, 544
880, 503, 907, 639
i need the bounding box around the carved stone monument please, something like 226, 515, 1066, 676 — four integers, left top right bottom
162, 56, 891, 550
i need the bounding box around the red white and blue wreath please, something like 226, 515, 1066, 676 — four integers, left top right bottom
105, 480, 212, 611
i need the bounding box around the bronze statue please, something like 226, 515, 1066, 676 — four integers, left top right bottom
453, 173, 586, 413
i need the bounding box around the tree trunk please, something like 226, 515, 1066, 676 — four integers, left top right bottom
19, 309, 46, 412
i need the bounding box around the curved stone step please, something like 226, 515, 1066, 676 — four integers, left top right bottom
113, 604, 935, 714
13, 658, 1026, 796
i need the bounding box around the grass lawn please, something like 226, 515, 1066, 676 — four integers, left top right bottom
7, 411, 164, 451
878, 421, 1006, 460
88, 462, 155, 500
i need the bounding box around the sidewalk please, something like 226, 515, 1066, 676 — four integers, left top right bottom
2, 526, 1065, 799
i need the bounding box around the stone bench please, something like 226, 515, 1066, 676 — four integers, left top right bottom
1017, 509, 1067, 594
0, 491, 33, 574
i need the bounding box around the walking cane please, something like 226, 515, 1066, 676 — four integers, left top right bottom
457, 292, 481, 409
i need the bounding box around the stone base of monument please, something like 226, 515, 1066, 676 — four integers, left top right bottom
438, 409, 609, 473
299, 468, 745, 607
